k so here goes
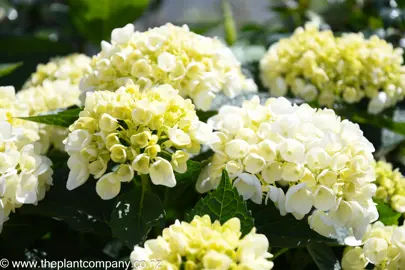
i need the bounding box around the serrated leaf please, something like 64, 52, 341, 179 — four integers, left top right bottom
375, 199, 401, 226
186, 170, 254, 236
307, 242, 341, 270
0, 62, 22, 78
109, 186, 165, 249
19, 107, 81, 127
68, 0, 150, 44
250, 202, 338, 247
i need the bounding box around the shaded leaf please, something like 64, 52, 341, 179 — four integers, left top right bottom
19, 107, 81, 127
250, 202, 337, 247
307, 242, 341, 270
109, 186, 165, 249
196, 110, 217, 123
186, 170, 254, 236
68, 0, 150, 44
0, 62, 22, 78
20, 166, 114, 236
375, 199, 401, 226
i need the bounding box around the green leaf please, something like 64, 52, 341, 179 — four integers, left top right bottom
196, 110, 217, 123
307, 242, 341, 270
19, 107, 81, 127
375, 199, 401, 226
221, 0, 237, 46
0, 62, 22, 78
186, 170, 254, 236
20, 166, 114, 236
250, 202, 338, 247
109, 185, 165, 249
68, 0, 150, 44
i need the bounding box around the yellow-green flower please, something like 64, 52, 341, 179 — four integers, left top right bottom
342, 221, 405, 269
80, 23, 257, 111
64, 83, 215, 200
374, 161, 405, 213
260, 23, 405, 114
130, 215, 274, 270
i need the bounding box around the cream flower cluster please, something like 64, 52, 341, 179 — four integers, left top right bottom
64, 83, 214, 200
130, 215, 274, 270
197, 96, 378, 240
0, 86, 53, 232
374, 161, 405, 214
23, 53, 91, 88
342, 221, 405, 269
17, 54, 90, 154
17, 79, 82, 153
80, 23, 257, 111
260, 23, 405, 114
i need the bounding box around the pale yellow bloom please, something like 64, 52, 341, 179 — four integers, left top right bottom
130, 215, 274, 270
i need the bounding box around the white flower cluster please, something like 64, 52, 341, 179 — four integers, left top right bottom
198, 96, 378, 240
64, 83, 214, 200
17, 54, 90, 154
342, 221, 405, 269
80, 23, 257, 111
0, 86, 53, 232
23, 53, 91, 88
260, 23, 405, 114
130, 215, 274, 270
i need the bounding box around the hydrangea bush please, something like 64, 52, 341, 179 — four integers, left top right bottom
4, 15, 405, 269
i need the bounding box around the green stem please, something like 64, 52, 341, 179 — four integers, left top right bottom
271, 248, 288, 260
140, 174, 150, 192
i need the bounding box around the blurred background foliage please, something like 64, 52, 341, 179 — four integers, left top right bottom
2, 0, 405, 268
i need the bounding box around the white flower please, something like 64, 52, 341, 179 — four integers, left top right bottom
243, 153, 266, 174
285, 183, 313, 219
368, 91, 389, 115
149, 157, 176, 187
168, 127, 191, 147
111, 23, 134, 44
363, 238, 388, 265
64, 130, 93, 155
225, 139, 250, 159
202, 96, 376, 240
66, 154, 90, 190
158, 52, 177, 72
341, 247, 368, 270
308, 210, 336, 238
233, 173, 262, 204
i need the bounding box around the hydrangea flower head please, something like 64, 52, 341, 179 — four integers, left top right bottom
374, 160, 405, 214
260, 23, 405, 114
0, 86, 53, 232
80, 23, 257, 111
130, 215, 274, 270
198, 96, 378, 240
17, 54, 90, 153
23, 53, 91, 88
64, 83, 215, 200
342, 221, 405, 269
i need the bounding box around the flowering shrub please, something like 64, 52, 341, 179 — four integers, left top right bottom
64, 83, 214, 199
341, 221, 405, 269
0, 86, 53, 232
130, 215, 274, 270
80, 23, 257, 111
374, 161, 405, 214
260, 23, 405, 114
198, 96, 378, 239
